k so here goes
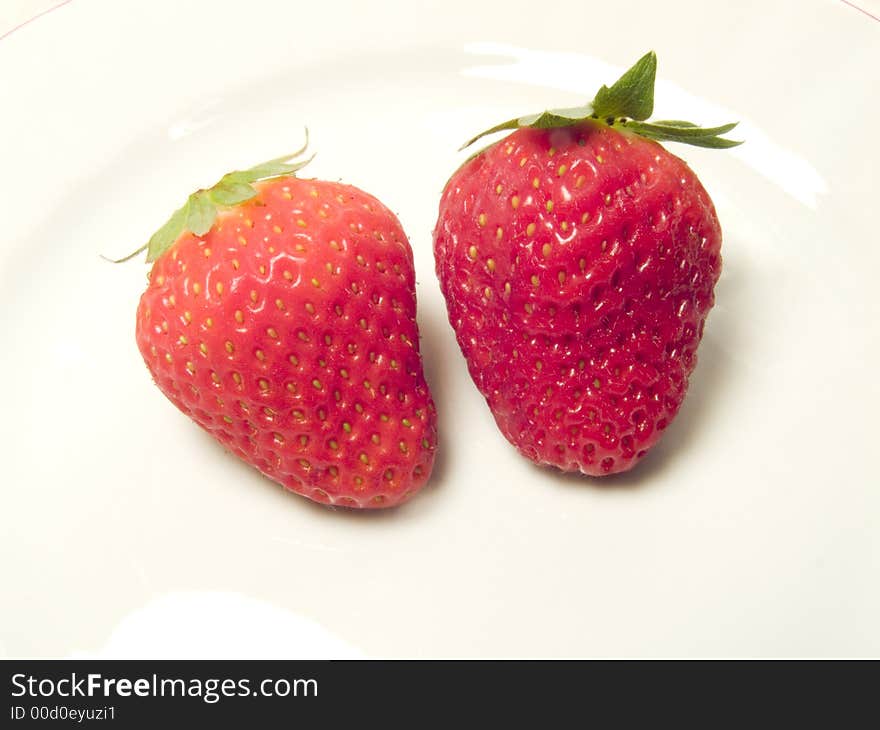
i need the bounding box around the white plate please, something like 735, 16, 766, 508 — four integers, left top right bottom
1, 0, 878, 658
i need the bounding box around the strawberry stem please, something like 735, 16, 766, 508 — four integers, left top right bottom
460, 51, 742, 151
105, 129, 314, 264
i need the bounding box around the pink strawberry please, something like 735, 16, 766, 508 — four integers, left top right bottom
128, 141, 437, 508
433, 52, 740, 476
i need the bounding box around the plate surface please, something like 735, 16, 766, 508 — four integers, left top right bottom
1, 0, 878, 658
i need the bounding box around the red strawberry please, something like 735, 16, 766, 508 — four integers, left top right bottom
127, 140, 437, 508
433, 52, 740, 476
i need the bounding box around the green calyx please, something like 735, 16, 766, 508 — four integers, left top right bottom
459, 51, 742, 151
109, 131, 314, 264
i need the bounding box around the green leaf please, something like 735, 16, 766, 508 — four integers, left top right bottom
110, 129, 313, 265
518, 107, 595, 127
640, 132, 742, 149
227, 130, 314, 184
592, 51, 656, 121
209, 180, 257, 206
146, 202, 188, 262
238, 155, 314, 182
460, 53, 662, 151
459, 117, 521, 151
635, 120, 739, 137
624, 120, 742, 148
458, 51, 743, 155
650, 120, 699, 128
185, 192, 217, 236
459, 106, 594, 150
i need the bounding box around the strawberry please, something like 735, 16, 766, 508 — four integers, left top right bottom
433, 52, 740, 476
127, 139, 437, 508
